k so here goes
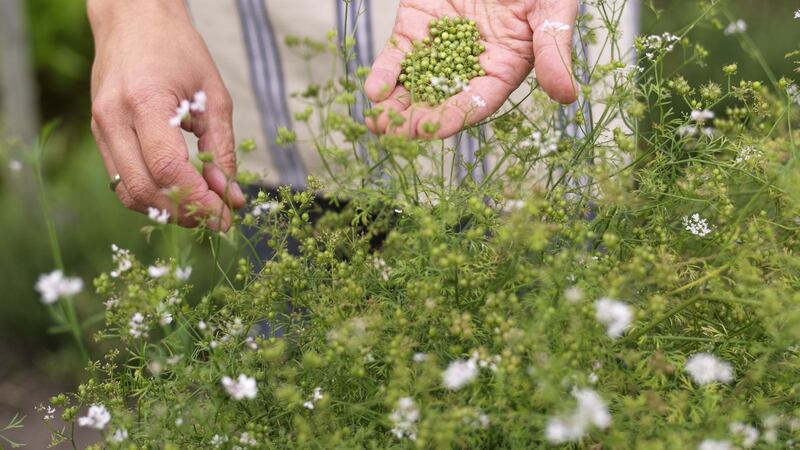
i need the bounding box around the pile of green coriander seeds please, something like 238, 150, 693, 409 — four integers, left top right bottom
399, 16, 487, 105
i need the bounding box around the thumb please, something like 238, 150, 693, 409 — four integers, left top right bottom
529, 0, 579, 104
193, 88, 246, 209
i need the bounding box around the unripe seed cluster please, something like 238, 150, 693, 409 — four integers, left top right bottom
399, 16, 487, 105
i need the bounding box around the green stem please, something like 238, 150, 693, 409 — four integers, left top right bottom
33, 123, 89, 362
618, 264, 730, 344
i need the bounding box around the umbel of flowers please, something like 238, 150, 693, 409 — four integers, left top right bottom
26, 2, 800, 449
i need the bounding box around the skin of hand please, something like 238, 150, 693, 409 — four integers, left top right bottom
88, 0, 245, 232
365, 0, 579, 140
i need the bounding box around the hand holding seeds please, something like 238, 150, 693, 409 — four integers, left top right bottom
365, 0, 579, 139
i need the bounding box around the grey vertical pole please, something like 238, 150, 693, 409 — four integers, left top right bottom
0, 0, 40, 144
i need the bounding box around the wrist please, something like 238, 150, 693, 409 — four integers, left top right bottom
88, 0, 189, 38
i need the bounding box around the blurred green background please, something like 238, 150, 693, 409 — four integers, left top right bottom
1, 0, 799, 378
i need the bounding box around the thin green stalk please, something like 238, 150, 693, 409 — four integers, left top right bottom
32, 122, 89, 361
618, 264, 730, 344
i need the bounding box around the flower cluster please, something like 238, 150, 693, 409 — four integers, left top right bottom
77, 404, 111, 430
221, 374, 258, 400
594, 298, 633, 339
170, 90, 207, 127
389, 397, 420, 441
35, 270, 83, 304
684, 353, 734, 385
682, 213, 715, 237
540, 19, 571, 34
545, 389, 611, 443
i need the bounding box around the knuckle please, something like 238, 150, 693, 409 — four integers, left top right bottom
149, 154, 183, 187
127, 182, 156, 206
117, 191, 138, 210
213, 150, 237, 171
90, 118, 102, 137
91, 96, 120, 126
176, 215, 198, 228
124, 84, 162, 114
182, 189, 214, 210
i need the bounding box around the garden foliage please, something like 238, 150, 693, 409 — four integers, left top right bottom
17, 1, 800, 448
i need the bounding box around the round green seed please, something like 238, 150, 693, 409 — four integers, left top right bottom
398, 15, 487, 104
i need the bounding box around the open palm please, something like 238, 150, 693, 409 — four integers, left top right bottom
365, 0, 579, 139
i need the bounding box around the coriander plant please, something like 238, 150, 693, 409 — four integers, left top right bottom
21, 1, 800, 449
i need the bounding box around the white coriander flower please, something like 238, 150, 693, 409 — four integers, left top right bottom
221, 374, 258, 400
303, 387, 323, 410
762, 415, 780, 444
595, 298, 633, 339
211, 434, 229, 447
167, 292, 182, 305
541, 19, 571, 34
110, 428, 128, 443
147, 265, 169, 278
190, 90, 207, 112
147, 207, 170, 225
198, 320, 208, 331
573, 389, 611, 429
148, 360, 163, 376
170, 99, 191, 127
77, 404, 111, 430
685, 353, 734, 385
788, 84, 800, 104
723, 19, 747, 35
453, 76, 471, 92
683, 213, 715, 237
390, 397, 419, 441
129, 312, 147, 338
442, 357, 479, 390
471, 95, 486, 108
160, 312, 173, 326
35, 270, 83, 305
564, 286, 584, 303
110, 244, 133, 278
641, 33, 680, 60
412, 353, 429, 363
42, 405, 56, 421
613, 64, 643, 78
175, 266, 193, 281
252, 201, 282, 217
691, 109, 715, 123
678, 124, 699, 137
545, 389, 611, 443
734, 146, 761, 164
795, 9, 800, 19
729, 422, 759, 448
9, 159, 22, 172
502, 199, 525, 213
238, 432, 258, 446
698, 439, 733, 450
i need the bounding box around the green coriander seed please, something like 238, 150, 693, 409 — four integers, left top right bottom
398, 16, 486, 106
